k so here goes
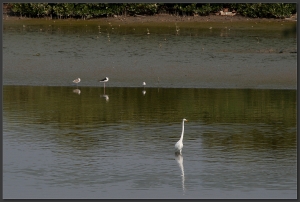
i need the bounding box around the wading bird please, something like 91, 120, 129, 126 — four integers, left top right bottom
99, 77, 109, 85
175, 118, 188, 154
99, 77, 109, 93
73, 78, 81, 87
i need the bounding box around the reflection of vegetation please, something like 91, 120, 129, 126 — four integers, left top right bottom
6, 3, 297, 19
198, 89, 296, 127
283, 23, 297, 38
4, 86, 296, 152
4, 86, 296, 128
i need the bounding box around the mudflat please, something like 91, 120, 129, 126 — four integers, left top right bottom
3, 14, 297, 89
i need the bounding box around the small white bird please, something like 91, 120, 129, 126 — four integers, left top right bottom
175, 118, 188, 154
142, 82, 146, 95
73, 78, 81, 87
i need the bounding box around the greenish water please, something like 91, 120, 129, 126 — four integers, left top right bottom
3, 86, 296, 199
3, 86, 296, 127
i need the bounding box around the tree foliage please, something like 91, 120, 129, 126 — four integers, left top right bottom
6, 3, 297, 19
231, 3, 296, 18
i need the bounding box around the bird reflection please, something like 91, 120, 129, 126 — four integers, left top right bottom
142, 82, 146, 95
101, 94, 109, 102
175, 153, 185, 194
73, 89, 81, 95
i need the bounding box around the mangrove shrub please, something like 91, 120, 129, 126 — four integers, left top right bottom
6, 3, 297, 19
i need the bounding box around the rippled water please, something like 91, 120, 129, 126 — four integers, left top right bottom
3, 19, 297, 199
3, 86, 296, 199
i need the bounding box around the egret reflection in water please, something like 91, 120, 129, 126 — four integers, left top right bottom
175, 153, 185, 194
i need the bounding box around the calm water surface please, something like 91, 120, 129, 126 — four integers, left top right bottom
3, 19, 297, 199
3, 19, 297, 88
3, 86, 296, 199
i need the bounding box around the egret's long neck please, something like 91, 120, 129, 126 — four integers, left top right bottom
180, 120, 185, 141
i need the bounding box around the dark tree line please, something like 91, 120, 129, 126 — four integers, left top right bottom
5, 3, 297, 20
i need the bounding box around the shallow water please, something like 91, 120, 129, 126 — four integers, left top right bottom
3, 19, 297, 89
3, 19, 297, 199
3, 86, 297, 199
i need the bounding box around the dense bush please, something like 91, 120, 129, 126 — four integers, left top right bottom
231, 3, 296, 18
6, 3, 297, 19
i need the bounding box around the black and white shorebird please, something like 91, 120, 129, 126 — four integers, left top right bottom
73, 78, 81, 87
99, 77, 109, 93
99, 77, 109, 85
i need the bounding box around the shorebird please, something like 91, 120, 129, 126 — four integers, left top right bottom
99, 77, 109, 93
73, 78, 81, 87
99, 77, 109, 84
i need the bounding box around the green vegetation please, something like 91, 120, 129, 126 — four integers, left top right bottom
5, 3, 297, 19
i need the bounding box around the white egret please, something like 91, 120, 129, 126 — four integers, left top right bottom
73, 78, 81, 87
175, 118, 188, 154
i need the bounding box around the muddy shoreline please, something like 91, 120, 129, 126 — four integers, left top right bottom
3, 13, 297, 23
